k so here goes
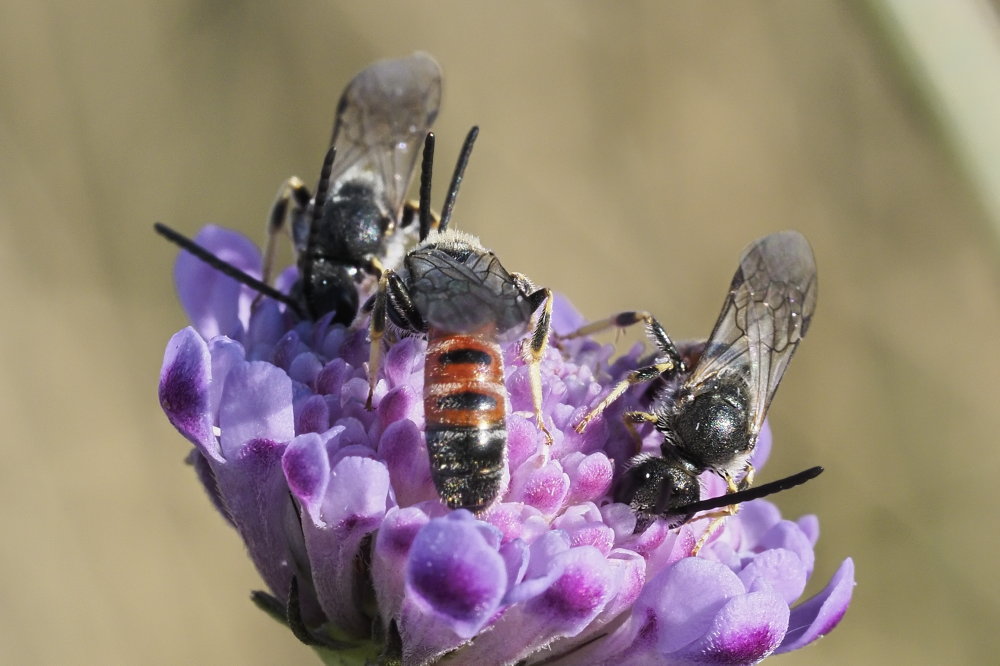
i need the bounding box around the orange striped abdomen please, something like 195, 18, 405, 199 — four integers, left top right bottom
424, 325, 507, 510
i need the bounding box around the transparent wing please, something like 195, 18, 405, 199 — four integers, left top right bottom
685, 231, 817, 437
327, 52, 442, 221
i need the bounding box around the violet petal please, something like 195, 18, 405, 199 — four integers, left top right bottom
175, 225, 259, 339
775, 557, 855, 653
159, 327, 220, 461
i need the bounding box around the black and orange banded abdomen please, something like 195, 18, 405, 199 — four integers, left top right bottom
424, 326, 507, 510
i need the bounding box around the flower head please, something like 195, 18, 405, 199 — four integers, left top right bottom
159, 225, 853, 664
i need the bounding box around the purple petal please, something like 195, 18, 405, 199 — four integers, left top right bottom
738, 548, 807, 605
218, 360, 295, 459
758, 519, 816, 576
460, 546, 615, 663
563, 452, 614, 505
372, 506, 432, 628
282, 433, 331, 526
294, 394, 330, 434
669, 591, 789, 663
776, 557, 855, 653
379, 419, 436, 507
509, 458, 570, 515
159, 328, 220, 461
396, 513, 506, 664
640, 557, 746, 654
213, 437, 293, 603
207, 337, 246, 421
404, 512, 507, 638
175, 225, 259, 339
305, 456, 392, 636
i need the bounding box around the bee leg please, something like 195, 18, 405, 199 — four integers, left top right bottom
575, 356, 680, 433
367, 270, 423, 410
517, 280, 554, 447
366, 272, 390, 410
260, 176, 312, 296
556, 310, 652, 342
623, 411, 659, 454
691, 472, 745, 555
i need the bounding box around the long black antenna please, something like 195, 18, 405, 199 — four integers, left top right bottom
154, 222, 305, 318
310, 146, 337, 230
438, 126, 479, 232
672, 466, 824, 517
418, 132, 435, 241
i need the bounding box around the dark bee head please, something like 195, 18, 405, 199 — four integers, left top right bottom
670, 380, 751, 469
616, 454, 701, 527
300, 258, 359, 323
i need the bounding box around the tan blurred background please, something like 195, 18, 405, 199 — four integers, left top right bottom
3, 1, 998, 663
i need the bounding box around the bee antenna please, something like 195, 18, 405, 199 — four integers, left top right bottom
438, 126, 479, 232
672, 466, 824, 516
310, 146, 337, 229
418, 132, 435, 241
153, 222, 305, 318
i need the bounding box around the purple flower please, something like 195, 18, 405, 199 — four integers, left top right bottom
159, 226, 853, 664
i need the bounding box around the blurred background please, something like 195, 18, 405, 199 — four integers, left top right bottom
2, 1, 998, 663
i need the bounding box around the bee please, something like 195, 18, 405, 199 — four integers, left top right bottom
367, 128, 554, 512
155, 52, 442, 325
571, 231, 822, 544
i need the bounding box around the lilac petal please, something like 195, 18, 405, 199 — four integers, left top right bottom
175, 225, 259, 339
213, 437, 293, 604
797, 514, 820, 545
733, 500, 783, 546
294, 394, 330, 434
218, 360, 295, 460
481, 503, 549, 545
382, 336, 423, 387
404, 512, 507, 638
506, 413, 541, 471
372, 506, 432, 629
461, 546, 615, 663
305, 456, 392, 636
509, 457, 570, 515
550, 292, 587, 334
159, 328, 220, 461
243, 300, 287, 358
528, 546, 616, 628
758, 519, 815, 576
379, 419, 436, 506
375, 385, 423, 439
739, 548, 807, 605
207, 337, 245, 422
288, 351, 323, 385
563, 452, 614, 505
282, 433, 332, 526
776, 557, 855, 653
641, 557, 746, 654
668, 591, 789, 663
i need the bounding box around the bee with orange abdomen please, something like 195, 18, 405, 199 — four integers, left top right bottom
367, 129, 553, 511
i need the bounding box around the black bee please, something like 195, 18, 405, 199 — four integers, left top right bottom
367, 129, 554, 512
155, 52, 442, 325
572, 231, 822, 538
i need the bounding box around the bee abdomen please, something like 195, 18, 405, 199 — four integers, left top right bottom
424, 328, 508, 510
425, 426, 506, 510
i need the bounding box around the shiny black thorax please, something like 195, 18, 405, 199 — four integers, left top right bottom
299, 182, 392, 323
658, 377, 752, 471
